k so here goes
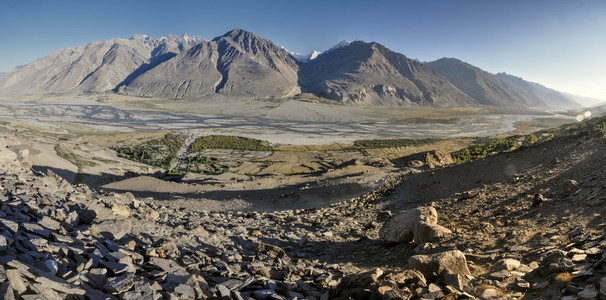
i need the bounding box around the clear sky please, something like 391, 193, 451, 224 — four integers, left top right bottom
1, 0, 605, 103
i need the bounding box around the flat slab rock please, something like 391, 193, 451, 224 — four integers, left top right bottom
104, 273, 136, 294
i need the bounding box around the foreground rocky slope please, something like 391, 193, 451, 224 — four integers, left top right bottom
0, 116, 605, 299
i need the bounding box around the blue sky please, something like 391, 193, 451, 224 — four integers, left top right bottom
1, 0, 605, 102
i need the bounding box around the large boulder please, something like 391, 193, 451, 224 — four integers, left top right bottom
408, 250, 471, 280
379, 207, 438, 243
425, 149, 454, 168
413, 222, 452, 244
0, 149, 18, 164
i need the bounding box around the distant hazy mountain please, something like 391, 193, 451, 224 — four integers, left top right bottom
424, 58, 579, 108
424, 58, 545, 107
300, 42, 476, 106
494, 73, 578, 108
0, 28, 584, 109
0, 34, 203, 95
560, 92, 604, 108
120, 28, 300, 99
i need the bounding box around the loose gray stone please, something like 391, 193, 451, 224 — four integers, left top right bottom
65, 211, 80, 227
30, 283, 63, 300
221, 278, 243, 290
87, 268, 108, 289
148, 257, 187, 275
101, 261, 131, 276
90, 220, 131, 240
35, 275, 86, 295
600, 277, 606, 298
0, 265, 6, 282
480, 288, 499, 300
174, 284, 195, 297
38, 216, 61, 231
21, 222, 51, 238
122, 281, 161, 300
498, 258, 521, 271
549, 257, 575, 273
104, 273, 135, 294
6, 269, 27, 294
252, 289, 277, 299
0, 281, 16, 300
0, 220, 18, 234
578, 284, 598, 300
443, 273, 468, 290
516, 278, 531, 291
216, 284, 231, 298
571, 254, 587, 262
488, 270, 511, 280
44, 259, 58, 276
78, 209, 97, 225
0, 235, 8, 252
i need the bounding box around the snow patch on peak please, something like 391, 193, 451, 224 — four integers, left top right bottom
289, 50, 321, 62
182, 33, 204, 43
287, 40, 351, 62
326, 40, 351, 53
308, 50, 321, 60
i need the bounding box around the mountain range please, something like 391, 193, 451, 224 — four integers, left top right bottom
0, 28, 583, 108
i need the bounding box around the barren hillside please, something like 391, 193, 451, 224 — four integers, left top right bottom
0, 116, 604, 299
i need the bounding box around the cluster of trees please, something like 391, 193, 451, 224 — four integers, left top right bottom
353, 138, 441, 149
451, 137, 517, 163
184, 155, 229, 174
188, 135, 273, 152
112, 133, 185, 169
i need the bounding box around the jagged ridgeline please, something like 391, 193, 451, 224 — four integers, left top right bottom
0, 29, 581, 108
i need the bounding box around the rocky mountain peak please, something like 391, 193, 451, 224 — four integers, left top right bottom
129, 34, 152, 42
214, 28, 257, 42
325, 40, 351, 53
181, 33, 203, 43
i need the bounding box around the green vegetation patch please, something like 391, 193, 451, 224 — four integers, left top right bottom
112, 133, 185, 169
451, 115, 606, 164
188, 135, 273, 152
183, 154, 229, 174
353, 138, 442, 149
451, 137, 517, 163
